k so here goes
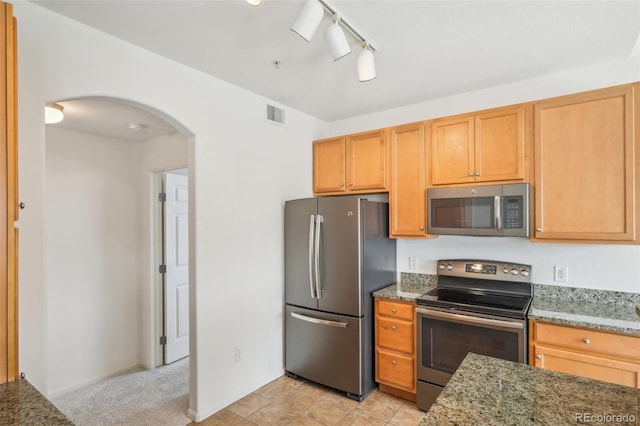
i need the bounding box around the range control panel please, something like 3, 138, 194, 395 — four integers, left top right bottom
437, 259, 532, 283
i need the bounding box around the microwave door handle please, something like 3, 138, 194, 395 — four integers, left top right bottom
308, 214, 316, 299
314, 215, 323, 299
494, 196, 502, 230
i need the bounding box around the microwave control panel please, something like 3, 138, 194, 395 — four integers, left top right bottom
503, 196, 524, 229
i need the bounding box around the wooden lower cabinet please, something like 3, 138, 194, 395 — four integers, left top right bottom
530, 321, 640, 388
375, 298, 416, 400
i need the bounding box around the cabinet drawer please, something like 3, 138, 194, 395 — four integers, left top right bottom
377, 317, 414, 354
376, 349, 415, 391
532, 344, 640, 388
377, 299, 414, 321
532, 322, 640, 360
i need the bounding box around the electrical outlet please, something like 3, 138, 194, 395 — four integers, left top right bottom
234, 346, 242, 362
409, 257, 418, 270
554, 266, 569, 283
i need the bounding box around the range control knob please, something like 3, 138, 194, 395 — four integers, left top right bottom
511, 268, 519, 275
520, 269, 529, 276
502, 266, 509, 274
447, 263, 454, 271
438, 263, 446, 271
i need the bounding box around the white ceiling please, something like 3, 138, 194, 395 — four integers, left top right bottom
35, 0, 640, 131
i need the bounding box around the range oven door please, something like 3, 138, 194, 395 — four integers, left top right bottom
416, 306, 527, 411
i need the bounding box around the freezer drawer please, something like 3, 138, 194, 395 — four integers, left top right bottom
285, 305, 364, 397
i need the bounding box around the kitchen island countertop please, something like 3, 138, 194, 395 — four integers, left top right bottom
421, 352, 639, 425
0, 378, 73, 425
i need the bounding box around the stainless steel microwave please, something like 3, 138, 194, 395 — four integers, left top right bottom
427, 183, 530, 237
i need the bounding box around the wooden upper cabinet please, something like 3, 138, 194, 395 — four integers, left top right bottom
533, 84, 638, 242
389, 122, 428, 237
313, 130, 387, 195
313, 137, 346, 194
431, 105, 525, 185
347, 130, 387, 192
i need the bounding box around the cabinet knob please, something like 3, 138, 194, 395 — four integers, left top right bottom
391, 325, 397, 331
349, 182, 353, 186
535, 355, 542, 359
340, 183, 344, 187
582, 338, 591, 344
468, 172, 474, 177
391, 360, 397, 366
536, 227, 543, 232
419, 226, 424, 231
475, 172, 480, 177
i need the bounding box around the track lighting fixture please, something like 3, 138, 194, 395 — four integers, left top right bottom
357, 43, 376, 82
290, 0, 377, 81
290, 0, 324, 42
324, 15, 351, 61
45, 103, 64, 124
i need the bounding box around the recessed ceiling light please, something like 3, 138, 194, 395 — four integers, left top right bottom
45, 103, 64, 124
128, 123, 147, 132
246, 0, 261, 6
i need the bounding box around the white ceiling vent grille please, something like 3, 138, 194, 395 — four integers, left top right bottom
266, 104, 286, 127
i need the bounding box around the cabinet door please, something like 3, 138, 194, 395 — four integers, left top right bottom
534, 85, 636, 241
532, 344, 640, 388
475, 106, 525, 182
347, 130, 386, 191
313, 137, 346, 194
389, 123, 427, 237
431, 115, 474, 185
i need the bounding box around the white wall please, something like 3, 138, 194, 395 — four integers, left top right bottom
320, 52, 640, 294
15, 1, 319, 421
45, 127, 144, 396
45, 126, 189, 396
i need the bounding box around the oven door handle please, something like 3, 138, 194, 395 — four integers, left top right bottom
417, 307, 524, 330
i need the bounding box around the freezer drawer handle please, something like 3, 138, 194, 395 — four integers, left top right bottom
291, 312, 348, 328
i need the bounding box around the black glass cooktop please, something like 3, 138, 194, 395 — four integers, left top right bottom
416, 287, 532, 319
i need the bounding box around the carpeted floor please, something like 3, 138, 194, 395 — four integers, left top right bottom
51, 358, 190, 426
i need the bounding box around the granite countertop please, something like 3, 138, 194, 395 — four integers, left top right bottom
373, 273, 437, 302
0, 379, 73, 425
422, 352, 639, 425
529, 284, 640, 335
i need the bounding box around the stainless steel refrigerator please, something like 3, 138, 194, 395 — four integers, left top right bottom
284, 197, 396, 401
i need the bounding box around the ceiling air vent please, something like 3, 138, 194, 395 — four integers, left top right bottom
266, 104, 286, 127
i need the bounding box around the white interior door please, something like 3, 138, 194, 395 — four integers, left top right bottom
164, 172, 189, 363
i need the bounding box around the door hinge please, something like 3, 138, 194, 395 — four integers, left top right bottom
159, 264, 167, 274
160, 336, 167, 345
159, 192, 166, 202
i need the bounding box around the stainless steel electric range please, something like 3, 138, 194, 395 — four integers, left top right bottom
415, 259, 533, 411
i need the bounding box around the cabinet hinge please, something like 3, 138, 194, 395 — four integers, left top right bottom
159, 264, 167, 274
160, 336, 167, 345
159, 192, 166, 202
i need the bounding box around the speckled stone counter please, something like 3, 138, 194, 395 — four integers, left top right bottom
529, 284, 640, 335
373, 273, 437, 302
0, 379, 73, 425
422, 353, 639, 425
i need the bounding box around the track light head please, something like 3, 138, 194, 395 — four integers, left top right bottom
357, 43, 376, 82
291, 0, 324, 42
324, 16, 351, 61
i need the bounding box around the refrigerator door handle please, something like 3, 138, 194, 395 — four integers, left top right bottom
291, 312, 348, 328
314, 215, 323, 299
308, 214, 316, 299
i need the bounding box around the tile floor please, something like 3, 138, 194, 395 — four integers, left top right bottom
195, 375, 427, 426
